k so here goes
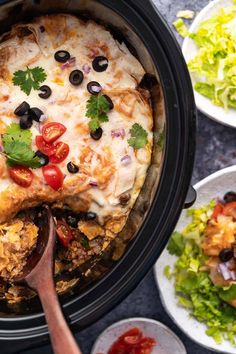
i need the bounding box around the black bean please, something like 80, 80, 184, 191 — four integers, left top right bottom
20, 114, 33, 129
66, 215, 78, 228
67, 162, 79, 174
14, 101, 30, 116
35, 151, 49, 166
29, 107, 44, 122
224, 191, 236, 203
92, 56, 109, 72
90, 127, 103, 140
39, 25, 45, 33
38, 85, 52, 99
84, 212, 97, 221
219, 248, 234, 262
54, 50, 70, 63
69, 70, 84, 86
102, 95, 114, 110
87, 81, 102, 95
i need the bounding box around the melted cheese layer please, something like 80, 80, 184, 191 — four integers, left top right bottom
0, 14, 153, 234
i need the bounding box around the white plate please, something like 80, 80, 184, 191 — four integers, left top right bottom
182, 0, 236, 128
91, 318, 186, 354
154, 165, 236, 353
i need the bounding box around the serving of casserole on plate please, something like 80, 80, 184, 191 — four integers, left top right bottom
0, 14, 153, 302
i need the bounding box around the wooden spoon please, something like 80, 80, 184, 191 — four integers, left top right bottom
15, 205, 82, 354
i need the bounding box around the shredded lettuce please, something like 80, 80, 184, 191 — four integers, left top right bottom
173, 19, 189, 37
187, 6, 236, 110
166, 200, 236, 345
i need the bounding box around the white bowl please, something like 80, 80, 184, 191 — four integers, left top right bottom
182, 0, 236, 128
91, 317, 186, 354
154, 165, 236, 353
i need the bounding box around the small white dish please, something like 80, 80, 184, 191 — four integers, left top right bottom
182, 0, 236, 128
91, 317, 186, 354
154, 165, 236, 353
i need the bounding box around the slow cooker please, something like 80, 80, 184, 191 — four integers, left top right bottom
0, 0, 196, 352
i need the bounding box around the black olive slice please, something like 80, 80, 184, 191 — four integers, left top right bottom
54, 50, 70, 63
29, 107, 44, 122
139, 73, 158, 90
14, 101, 30, 116
219, 248, 234, 263
38, 85, 52, 99
90, 127, 103, 141
84, 212, 97, 221
224, 191, 236, 203
67, 162, 79, 174
102, 95, 114, 110
87, 81, 102, 95
69, 70, 84, 86
20, 114, 33, 129
66, 215, 78, 228
35, 150, 49, 166
92, 56, 109, 72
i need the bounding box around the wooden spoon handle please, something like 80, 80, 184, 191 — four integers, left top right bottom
36, 277, 82, 354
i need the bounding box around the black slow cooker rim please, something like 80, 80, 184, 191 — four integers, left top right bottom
0, 0, 196, 340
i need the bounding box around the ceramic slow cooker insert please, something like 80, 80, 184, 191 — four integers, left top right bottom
0, 0, 196, 350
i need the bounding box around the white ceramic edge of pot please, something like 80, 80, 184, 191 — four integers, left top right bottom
90, 317, 187, 354
153, 165, 236, 354
182, 0, 236, 129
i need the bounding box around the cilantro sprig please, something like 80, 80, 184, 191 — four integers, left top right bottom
128, 123, 148, 149
2, 123, 41, 168
13, 66, 47, 96
86, 95, 110, 131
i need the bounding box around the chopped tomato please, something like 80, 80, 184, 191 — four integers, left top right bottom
123, 328, 142, 345
50, 142, 69, 164
211, 203, 224, 220
35, 136, 56, 156
56, 220, 73, 247
223, 202, 236, 219
9, 166, 33, 188
41, 122, 66, 143
108, 328, 156, 354
42, 165, 64, 191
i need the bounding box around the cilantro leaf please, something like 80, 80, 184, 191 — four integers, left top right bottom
13, 66, 47, 96
2, 123, 32, 146
2, 123, 41, 169
128, 123, 148, 149
86, 95, 110, 131
167, 231, 185, 256
81, 236, 90, 250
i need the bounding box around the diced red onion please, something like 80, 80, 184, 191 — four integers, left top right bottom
0, 145, 3, 153
91, 85, 102, 93
111, 129, 126, 138
82, 63, 91, 74
121, 155, 132, 166
39, 114, 47, 123
89, 180, 98, 187
88, 48, 99, 59
218, 263, 232, 280
61, 57, 76, 70
231, 271, 236, 281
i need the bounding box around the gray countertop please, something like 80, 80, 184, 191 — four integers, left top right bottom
2, 0, 236, 353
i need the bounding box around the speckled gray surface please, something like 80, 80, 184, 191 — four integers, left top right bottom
1, 0, 236, 354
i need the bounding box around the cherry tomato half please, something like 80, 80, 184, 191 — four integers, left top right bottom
211, 203, 224, 221
56, 220, 73, 247
223, 202, 236, 219
9, 166, 33, 188
41, 122, 66, 143
50, 142, 70, 164
42, 165, 64, 191
35, 136, 56, 156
